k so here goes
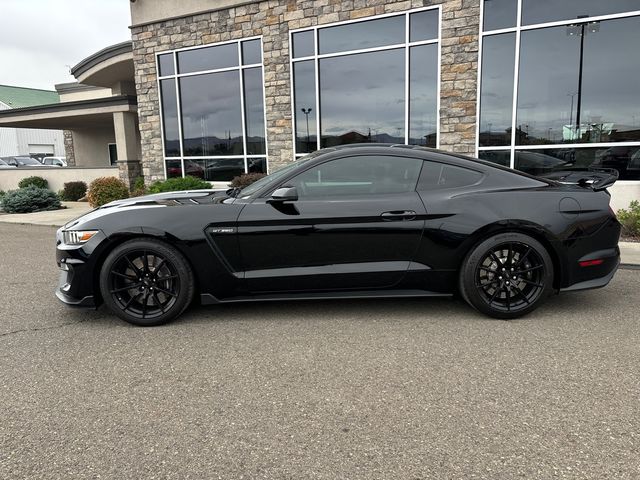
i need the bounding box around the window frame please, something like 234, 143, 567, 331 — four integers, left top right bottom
476, 0, 640, 176
289, 6, 442, 159
156, 36, 269, 181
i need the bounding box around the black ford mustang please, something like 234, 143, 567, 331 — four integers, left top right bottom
56, 145, 621, 326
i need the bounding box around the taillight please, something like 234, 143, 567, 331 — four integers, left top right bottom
579, 259, 604, 267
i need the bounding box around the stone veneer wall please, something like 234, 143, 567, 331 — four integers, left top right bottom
63, 130, 76, 166
131, 0, 480, 181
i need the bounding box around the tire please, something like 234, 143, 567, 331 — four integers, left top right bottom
99, 238, 195, 326
459, 232, 554, 320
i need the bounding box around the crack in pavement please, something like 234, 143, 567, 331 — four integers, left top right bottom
0, 318, 90, 339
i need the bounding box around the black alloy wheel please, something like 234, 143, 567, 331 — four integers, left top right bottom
100, 239, 194, 326
459, 232, 553, 319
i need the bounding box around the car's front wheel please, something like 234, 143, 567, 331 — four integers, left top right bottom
99, 239, 194, 326
459, 232, 554, 319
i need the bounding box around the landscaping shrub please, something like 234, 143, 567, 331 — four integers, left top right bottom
147, 176, 210, 194
617, 200, 640, 238
62, 181, 87, 201
87, 177, 129, 207
230, 172, 267, 189
0, 190, 5, 201
18, 176, 48, 189
1, 187, 61, 213
131, 176, 147, 197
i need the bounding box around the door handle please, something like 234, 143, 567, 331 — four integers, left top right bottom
381, 210, 417, 221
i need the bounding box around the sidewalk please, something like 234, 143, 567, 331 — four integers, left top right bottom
0, 202, 92, 227
620, 242, 640, 266
1, 204, 639, 265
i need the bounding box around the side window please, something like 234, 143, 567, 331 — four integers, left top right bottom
418, 161, 482, 190
287, 155, 423, 198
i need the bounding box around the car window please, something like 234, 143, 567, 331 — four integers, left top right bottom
417, 161, 482, 190
287, 155, 423, 198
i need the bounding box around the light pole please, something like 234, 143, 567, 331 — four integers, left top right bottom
567, 92, 577, 139
301, 107, 312, 151
567, 17, 600, 141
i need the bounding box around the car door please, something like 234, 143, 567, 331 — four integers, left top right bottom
236, 153, 427, 293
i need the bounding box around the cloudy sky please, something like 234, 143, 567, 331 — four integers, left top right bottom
0, 0, 131, 91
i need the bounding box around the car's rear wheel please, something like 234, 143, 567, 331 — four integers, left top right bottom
459, 232, 553, 319
99, 239, 194, 326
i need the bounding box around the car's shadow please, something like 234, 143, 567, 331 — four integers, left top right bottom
71, 287, 613, 329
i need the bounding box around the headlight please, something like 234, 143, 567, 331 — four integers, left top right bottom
62, 230, 99, 245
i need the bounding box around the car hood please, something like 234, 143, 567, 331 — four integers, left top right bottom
62, 189, 233, 230
101, 189, 231, 208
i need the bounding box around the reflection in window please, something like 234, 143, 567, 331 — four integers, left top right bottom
292, 8, 440, 155
516, 17, 640, 146
165, 159, 183, 178
409, 44, 438, 147
514, 147, 640, 180
479, 33, 515, 146
483, 0, 518, 31
158, 39, 268, 181
478, 150, 511, 167
180, 71, 243, 156
522, 0, 640, 26
293, 61, 316, 153
478, 4, 640, 177
289, 155, 423, 198
159, 79, 180, 157
318, 16, 405, 54
292, 31, 315, 58
158, 54, 174, 76
241, 39, 262, 65
410, 10, 439, 42
319, 49, 405, 148
177, 43, 238, 74
243, 67, 266, 154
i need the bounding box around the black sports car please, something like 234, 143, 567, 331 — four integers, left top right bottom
55, 145, 621, 326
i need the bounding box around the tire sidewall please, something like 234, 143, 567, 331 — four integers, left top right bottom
459, 232, 554, 319
99, 238, 194, 326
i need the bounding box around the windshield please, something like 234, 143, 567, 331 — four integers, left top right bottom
239, 151, 325, 197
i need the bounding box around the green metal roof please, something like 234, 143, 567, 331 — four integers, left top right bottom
0, 85, 59, 109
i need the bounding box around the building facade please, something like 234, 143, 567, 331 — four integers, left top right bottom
130, 0, 480, 184
100, 1, 628, 207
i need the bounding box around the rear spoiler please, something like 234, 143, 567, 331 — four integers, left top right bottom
540, 168, 618, 191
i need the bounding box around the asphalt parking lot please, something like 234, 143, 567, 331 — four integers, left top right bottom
0, 223, 638, 479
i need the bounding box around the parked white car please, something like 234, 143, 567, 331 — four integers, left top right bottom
41, 156, 67, 167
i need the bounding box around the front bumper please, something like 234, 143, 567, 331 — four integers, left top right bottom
55, 228, 106, 308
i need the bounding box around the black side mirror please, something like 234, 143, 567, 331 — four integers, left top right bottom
268, 186, 298, 203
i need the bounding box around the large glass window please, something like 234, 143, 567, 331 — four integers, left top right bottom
291, 7, 440, 157
478, 1, 640, 180
157, 38, 267, 181
522, 0, 640, 26
478, 33, 515, 147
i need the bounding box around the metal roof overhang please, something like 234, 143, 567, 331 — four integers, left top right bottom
0, 95, 137, 129
71, 42, 134, 88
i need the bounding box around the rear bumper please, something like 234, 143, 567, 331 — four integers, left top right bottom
560, 257, 620, 292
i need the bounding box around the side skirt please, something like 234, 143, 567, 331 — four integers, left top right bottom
200, 289, 452, 305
